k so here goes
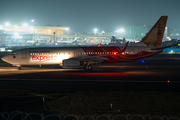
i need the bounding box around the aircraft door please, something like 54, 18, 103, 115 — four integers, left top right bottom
22, 50, 27, 59
138, 48, 142, 57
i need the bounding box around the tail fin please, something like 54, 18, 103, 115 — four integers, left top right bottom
141, 16, 168, 47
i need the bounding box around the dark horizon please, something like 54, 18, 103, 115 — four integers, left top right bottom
0, 0, 180, 32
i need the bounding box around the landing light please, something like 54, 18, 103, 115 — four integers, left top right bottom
122, 52, 124, 55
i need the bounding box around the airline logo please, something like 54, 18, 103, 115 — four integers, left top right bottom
32, 55, 58, 62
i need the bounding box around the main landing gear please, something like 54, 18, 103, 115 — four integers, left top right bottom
84, 64, 92, 70
16, 65, 22, 70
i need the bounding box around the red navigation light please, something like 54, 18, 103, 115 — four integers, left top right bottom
113, 52, 117, 55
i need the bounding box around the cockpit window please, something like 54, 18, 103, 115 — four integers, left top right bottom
9, 53, 16, 55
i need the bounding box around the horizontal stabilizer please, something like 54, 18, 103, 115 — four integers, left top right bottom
151, 45, 177, 50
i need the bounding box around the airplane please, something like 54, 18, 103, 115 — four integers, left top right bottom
2, 16, 170, 70
84, 38, 87, 43
78, 38, 87, 45
57, 38, 77, 45
26, 39, 38, 46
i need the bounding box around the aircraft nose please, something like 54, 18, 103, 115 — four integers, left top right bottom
1, 56, 8, 63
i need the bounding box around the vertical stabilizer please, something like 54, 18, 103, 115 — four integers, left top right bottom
141, 16, 168, 47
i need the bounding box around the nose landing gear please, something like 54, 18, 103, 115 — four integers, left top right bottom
18, 67, 22, 70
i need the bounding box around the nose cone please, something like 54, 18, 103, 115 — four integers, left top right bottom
1, 55, 9, 63
1, 55, 15, 64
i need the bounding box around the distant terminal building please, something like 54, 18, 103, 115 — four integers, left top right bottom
125, 25, 151, 40
0, 26, 69, 46
1, 26, 69, 35
163, 48, 180, 54
125, 25, 169, 40
168, 26, 180, 39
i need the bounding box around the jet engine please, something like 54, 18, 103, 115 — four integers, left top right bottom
62, 59, 80, 67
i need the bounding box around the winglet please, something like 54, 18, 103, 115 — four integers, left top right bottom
121, 41, 129, 52
98, 43, 101, 47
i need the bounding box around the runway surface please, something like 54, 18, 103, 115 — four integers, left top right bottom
0, 60, 180, 93
0, 60, 180, 81
0, 59, 180, 114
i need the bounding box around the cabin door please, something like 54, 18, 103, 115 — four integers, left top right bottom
138, 48, 142, 57
22, 50, 27, 59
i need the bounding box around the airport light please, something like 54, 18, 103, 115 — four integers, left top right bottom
23, 23, 28, 27
5, 22, 10, 26
120, 28, 125, 33
65, 28, 69, 31
94, 28, 98, 33
94, 28, 98, 36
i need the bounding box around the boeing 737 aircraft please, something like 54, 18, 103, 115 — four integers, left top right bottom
2, 16, 169, 70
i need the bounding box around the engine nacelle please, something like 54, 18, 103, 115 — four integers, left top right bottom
62, 59, 80, 67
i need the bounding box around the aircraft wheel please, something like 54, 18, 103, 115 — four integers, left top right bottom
18, 67, 22, 70
87, 65, 92, 70
84, 64, 87, 69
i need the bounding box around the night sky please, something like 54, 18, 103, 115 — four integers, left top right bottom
0, 0, 180, 32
